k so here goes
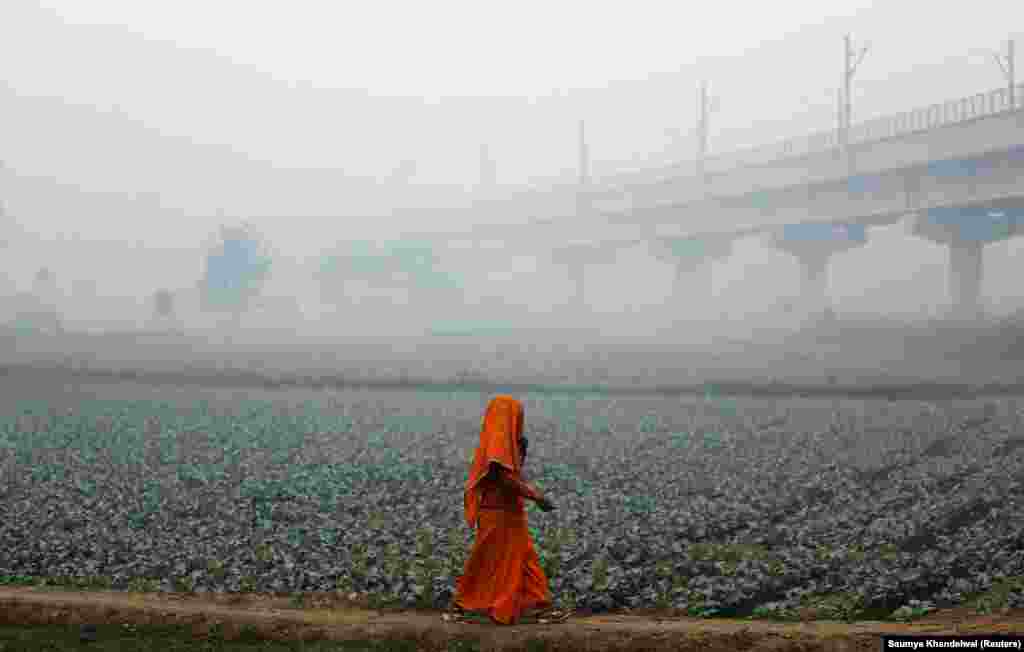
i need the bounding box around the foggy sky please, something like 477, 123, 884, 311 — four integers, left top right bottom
1, 1, 1023, 334
6, 1, 1023, 185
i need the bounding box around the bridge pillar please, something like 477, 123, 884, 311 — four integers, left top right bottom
948, 240, 983, 321
797, 252, 830, 317
567, 261, 586, 307
550, 243, 620, 312
911, 201, 1023, 320
767, 222, 868, 319
649, 236, 733, 299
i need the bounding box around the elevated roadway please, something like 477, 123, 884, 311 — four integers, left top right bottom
405, 84, 1024, 320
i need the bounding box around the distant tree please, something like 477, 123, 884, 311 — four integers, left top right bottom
198, 223, 273, 327
0, 199, 9, 249
12, 267, 63, 334
317, 240, 384, 306
316, 240, 462, 307
153, 288, 175, 319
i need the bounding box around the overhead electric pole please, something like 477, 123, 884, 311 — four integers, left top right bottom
478, 143, 495, 190
575, 119, 592, 217
842, 34, 870, 169
578, 119, 589, 187
836, 79, 844, 150
992, 38, 1016, 109
696, 81, 717, 178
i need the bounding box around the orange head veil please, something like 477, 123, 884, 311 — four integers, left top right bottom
463, 395, 525, 528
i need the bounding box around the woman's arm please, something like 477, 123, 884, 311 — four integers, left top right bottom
486, 461, 546, 503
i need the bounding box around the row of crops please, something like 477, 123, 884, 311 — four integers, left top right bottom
1, 380, 1021, 619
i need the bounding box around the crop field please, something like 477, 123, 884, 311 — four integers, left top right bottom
1, 367, 1022, 635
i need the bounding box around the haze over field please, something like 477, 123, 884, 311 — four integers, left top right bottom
1, 0, 1022, 349
4, 6, 1024, 644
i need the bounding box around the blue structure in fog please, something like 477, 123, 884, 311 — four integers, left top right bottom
923, 205, 1020, 243
780, 222, 867, 244
201, 227, 272, 312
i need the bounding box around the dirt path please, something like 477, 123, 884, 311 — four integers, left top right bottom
1, 587, 1023, 651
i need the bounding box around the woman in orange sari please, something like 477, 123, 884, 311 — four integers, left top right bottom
448, 395, 568, 625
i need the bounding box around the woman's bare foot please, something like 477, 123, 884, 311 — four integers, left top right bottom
442, 604, 496, 624
521, 607, 573, 623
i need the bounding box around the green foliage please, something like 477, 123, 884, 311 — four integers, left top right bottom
172, 575, 195, 593
254, 542, 274, 563
878, 543, 900, 562
702, 432, 722, 448
350, 543, 369, 582
447, 639, 483, 652
413, 527, 441, 606
717, 399, 738, 416
687, 543, 714, 561
319, 527, 339, 546
669, 432, 691, 448
814, 544, 834, 562
687, 543, 770, 564
335, 574, 354, 594
588, 414, 612, 433
287, 526, 306, 547
542, 463, 575, 482
623, 494, 656, 516
844, 544, 866, 563
638, 414, 658, 433
890, 600, 937, 622
128, 577, 162, 593
560, 588, 578, 611
0, 575, 41, 586
752, 604, 800, 621
535, 525, 573, 583
0, 391, 982, 622
800, 592, 865, 622
239, 575, 257, 592
0, 397, 432, 521
384, 542, 409, 587
40, 574, 112, 590
971, 576, 1024, 614
664, 237, 706, 259
654, 560, 673, 607
590, 555, 609, 592
319, 240, 462, 304
528, 524, 548, 575
683, 588, 719, 618
206, 559, 226, 582
207, 621, 226, 641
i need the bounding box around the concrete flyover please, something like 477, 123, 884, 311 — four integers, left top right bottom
592, 83, 1024, 214
647, 234, 735, 301
548, 239, 641, 310
594, 84, 1024, 321
332, 84, 1024, 324
600, 149, 1023, 320
911, 194, 1024, 320
765, 222, 868, 317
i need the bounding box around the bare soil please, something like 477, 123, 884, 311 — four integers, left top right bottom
1, 587, 1022, 651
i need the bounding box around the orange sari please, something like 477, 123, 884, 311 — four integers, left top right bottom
454, 395, 551, 625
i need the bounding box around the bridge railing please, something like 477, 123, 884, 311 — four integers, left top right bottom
600, 83, 1024, 189
848, 84, 1023, 146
